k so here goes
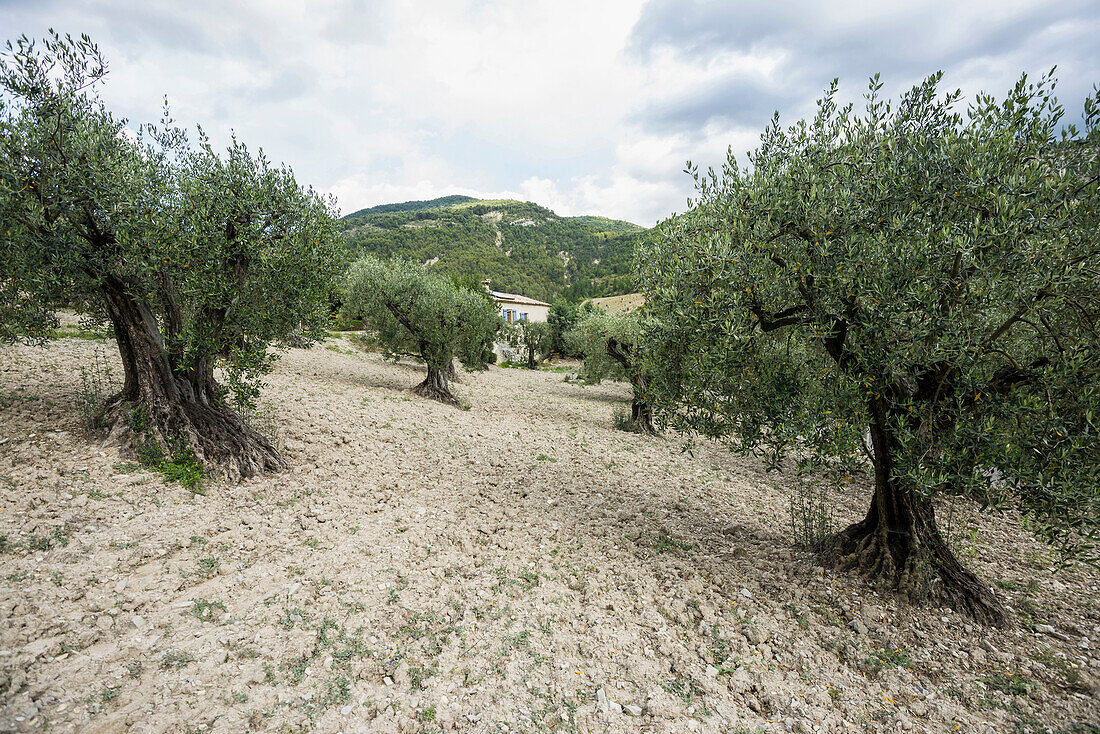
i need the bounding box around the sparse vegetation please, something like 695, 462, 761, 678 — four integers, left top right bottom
161, 649, 196, 670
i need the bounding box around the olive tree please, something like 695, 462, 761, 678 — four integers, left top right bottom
342, 255, 500, 404
505, 319, 552, 369
639, 73, 1100, 624
0, 33, 344, 478
567, 310, 655, 433
547, 300, 594, 358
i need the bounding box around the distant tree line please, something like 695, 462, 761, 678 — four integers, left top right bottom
339, 201, 643, 303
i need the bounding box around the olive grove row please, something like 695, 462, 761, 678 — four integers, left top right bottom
3, 35, 1097, 624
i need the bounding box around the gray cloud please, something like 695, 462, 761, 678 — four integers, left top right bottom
642, 72, 794, 133
247, 68, 317, 105
629, 0, 1100, 134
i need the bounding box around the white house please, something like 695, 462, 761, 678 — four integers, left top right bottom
482, 280, 550, 323
482, 280, 550, 362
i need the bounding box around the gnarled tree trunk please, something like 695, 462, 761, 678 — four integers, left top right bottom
413, 363, 459, 405
827, 397, 1006, 626
607, 337, 657, 434
100, 276, 285, 480
442, 359, 463, 384
629, 389, 657, 434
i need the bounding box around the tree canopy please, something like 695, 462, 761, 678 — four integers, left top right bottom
342, 255, 500, 404
0, 32, 345, 478
568, 309, 655, 433
639, 72, 1100, 624
504, 318, 552, 369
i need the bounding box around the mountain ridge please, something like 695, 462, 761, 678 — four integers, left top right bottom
338, 195, 645, 302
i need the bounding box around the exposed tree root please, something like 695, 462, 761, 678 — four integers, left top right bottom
106, 394, 285, 482
413, 367, 461, 406
826, 508, 1008, 627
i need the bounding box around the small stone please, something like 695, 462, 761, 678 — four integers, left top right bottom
340, 704, 354, 715
849, 619, 869, 635
705, 665, 719, 678
383, 676, 394, 686
130, 615, 146, 630
608, 701, 622, 714
726, 667, 752, 693
624, 704, 642, 716
740, 588, 752, 599
1078, 637, 1091, 650
1035, 624, 1071, 641
114, 578, 128, 593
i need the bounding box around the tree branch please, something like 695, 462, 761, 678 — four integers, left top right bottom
749, 303, 808, 332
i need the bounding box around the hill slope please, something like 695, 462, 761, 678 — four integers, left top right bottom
339, 197, 645, 302
343, 195, 479, 217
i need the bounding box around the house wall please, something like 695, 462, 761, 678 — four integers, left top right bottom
497, 302, 549, 323
492, 301, 550, 362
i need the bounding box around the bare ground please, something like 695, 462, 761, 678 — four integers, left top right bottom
0, 335, 1098, 734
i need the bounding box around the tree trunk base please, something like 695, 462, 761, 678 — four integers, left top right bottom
106, 394, 286, 482
825, 514, 1008, 627
413, 368, 460, 406
632, 400, 657, 435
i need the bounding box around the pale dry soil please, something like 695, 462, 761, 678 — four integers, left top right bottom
1, 336, 1098, 734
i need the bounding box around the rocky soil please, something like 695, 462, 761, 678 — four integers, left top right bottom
1, 334, 1098, 733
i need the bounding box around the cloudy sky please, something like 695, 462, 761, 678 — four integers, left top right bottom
2, 0, 1097, 225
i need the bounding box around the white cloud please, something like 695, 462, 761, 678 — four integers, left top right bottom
3, 0, 1096, 226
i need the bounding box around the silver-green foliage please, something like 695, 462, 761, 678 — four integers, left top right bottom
342, 255, 501, 374
0, 32, 344, 408
503, 319, 551, 368
568, 309, 657, 433
565, 310, 641, 384
640, 72, 1100, 560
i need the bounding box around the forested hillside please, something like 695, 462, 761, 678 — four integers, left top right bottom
339, 197, 644, 302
